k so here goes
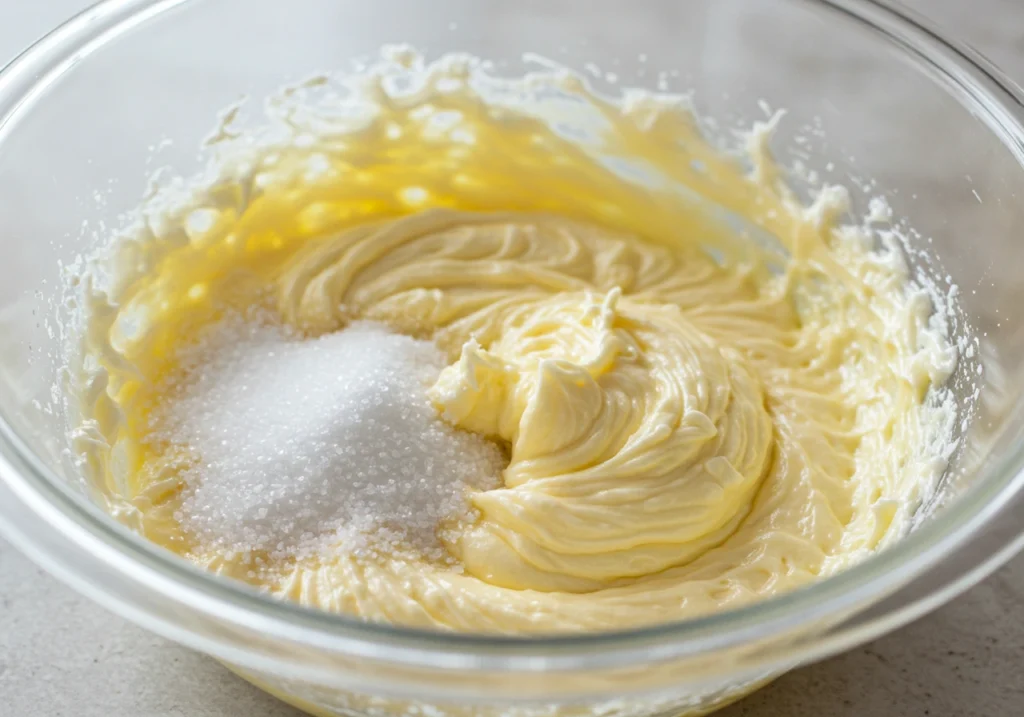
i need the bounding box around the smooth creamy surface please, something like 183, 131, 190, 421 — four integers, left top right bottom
66, 50, 958, 632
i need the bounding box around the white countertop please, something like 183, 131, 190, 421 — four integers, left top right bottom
1, 1, 1022, 715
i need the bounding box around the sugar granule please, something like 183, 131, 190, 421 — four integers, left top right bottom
155, 317, 505, 563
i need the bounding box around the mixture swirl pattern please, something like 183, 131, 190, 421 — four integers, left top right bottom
66, 51, 958, 632
281, 210, 780, 594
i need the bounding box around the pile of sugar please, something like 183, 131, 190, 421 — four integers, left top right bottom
157, 317, 505, 564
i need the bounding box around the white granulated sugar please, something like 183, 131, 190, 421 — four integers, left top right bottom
157, 317, 504, 564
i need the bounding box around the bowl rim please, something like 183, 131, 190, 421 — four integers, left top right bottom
1, 0, 1023, 674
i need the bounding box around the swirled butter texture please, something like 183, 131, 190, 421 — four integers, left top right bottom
67, 50, 958, 632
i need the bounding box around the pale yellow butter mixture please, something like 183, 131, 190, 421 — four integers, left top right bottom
68, 51, 957, 632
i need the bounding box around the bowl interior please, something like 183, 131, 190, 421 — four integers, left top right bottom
0, 0, 1022, 649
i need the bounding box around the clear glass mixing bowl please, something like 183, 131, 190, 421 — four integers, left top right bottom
1, 1, 1023, 715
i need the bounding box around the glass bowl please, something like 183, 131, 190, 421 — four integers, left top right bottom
1, 1, 1023, 715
